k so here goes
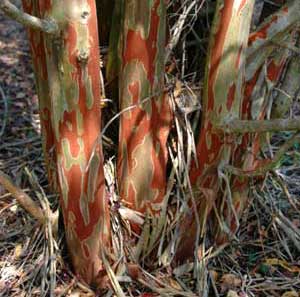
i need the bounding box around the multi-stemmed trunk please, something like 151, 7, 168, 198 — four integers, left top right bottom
175, 1, 300, 261
1, 0, 300, 291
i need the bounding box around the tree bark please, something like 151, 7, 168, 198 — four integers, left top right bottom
176, 0, 255, 261
117, 0, 172, 253
21, 0, 57, 191
21, 0, 110, 286
222, 46, 291, 243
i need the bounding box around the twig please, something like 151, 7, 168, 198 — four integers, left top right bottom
271, 171, 299, 211
220, 118, 300, 134
0, 135, 40, 150
0, 84, 8, 137
24, 167, 58, 296
274, 217, 300, 252
0, 0, 58, 34
225, 133, 300, 177
166, 1, 200, 62
209, 270, 220, 297
138, 268, 197, 297
0, 170, 46, 225
271, 40, 300, 55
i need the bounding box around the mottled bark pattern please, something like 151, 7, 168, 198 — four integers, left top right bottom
190, 0, 254, 187
22, 0, 109, 286
177, 0, 255, 260
246, 1, 300, 82
21, 0, 56, 190
271, 45, 300, 118
118, 1, 172, 218
224, 48, 290, 243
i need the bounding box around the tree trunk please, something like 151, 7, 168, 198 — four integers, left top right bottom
21, 0, 57, 191
176, 0, 255, 261
117, 0, 172, 256
2, 0, 298, 292
223, 10, 298, 243
21, 0, 110, 286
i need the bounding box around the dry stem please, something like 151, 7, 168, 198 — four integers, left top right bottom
0, 170, 54, 225
0, 0, 58, 34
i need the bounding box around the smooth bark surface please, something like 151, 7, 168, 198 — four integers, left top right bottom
21, 0, 57, 190
21, 0, 109, 286
117, 1, 172, 230
177, 0, 255, 260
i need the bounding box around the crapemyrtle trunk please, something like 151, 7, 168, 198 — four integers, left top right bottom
271, 36, 300, 119
223, 48, 290, 243
177, 0, 300, 255
21, 0, 56, 190
176, 0, 255, 261
221, 9, 298, 243
22, 0, 110, 286
117, 0, 172, 237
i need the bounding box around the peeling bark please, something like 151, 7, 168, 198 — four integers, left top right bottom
246, 0, 300, 81
222, 47, 291, 243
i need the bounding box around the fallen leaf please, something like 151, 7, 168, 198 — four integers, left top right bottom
127, 263, 140, 280
281, 291, 298, 297
173, 263, 194, 276
227, 290, 239, 297
209, 269, 219, 281
167, 278, 182, 290
14, 243, 22, 259
265, 258, 300, 273
220, 274, 242, 293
